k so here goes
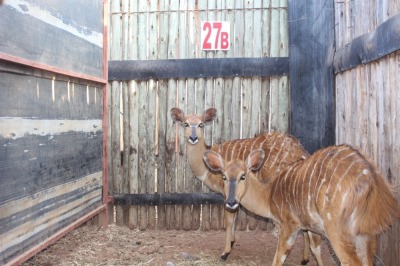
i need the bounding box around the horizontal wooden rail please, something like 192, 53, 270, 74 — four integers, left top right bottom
112, 193, 225, 205
108, 57, 289, 80
334, 13, 400, 73
0, 53, 107, 84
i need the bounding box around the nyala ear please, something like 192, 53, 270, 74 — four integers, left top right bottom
247, 148, 265, 171
170, 108, 185, 123
203, 150, 224, 172
202, 108, 217, 125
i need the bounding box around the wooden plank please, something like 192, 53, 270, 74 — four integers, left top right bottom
334, 14, 400, 73
113, 193, 224, 205
229, 0, 241, 143
156, 0, 170, 230
288, 0, 335, 154
187, 0, 201, 231
127, 0, 139, 230
258, 0, 272, 231
197, 0, 211, 231
204, 0, 220, 231
277, 0, 289, 132
0, 173, 102, 265
269, 0, 280, 132
121, 0, 129, 229
146, 0, 158, 230
0, 70, 102, 119
0, 130, 102, 204
110, 0, 122, 226
334, 73, 345, 144
5, 204, 106, 266
165, 0, 180, 230
136, 0, 148, 231
388, 51, 400, 266
0, 1, 103, 78
108, 57, 289, 80
175, 0, 188, 231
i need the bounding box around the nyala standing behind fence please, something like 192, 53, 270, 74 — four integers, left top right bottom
203, 145, 399, 266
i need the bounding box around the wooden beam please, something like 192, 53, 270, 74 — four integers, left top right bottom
112, 193, 225, 206
288, 0, 335, 153
108, 57, 289, 80
334, 13, 400, 73
0, 53, 106, 84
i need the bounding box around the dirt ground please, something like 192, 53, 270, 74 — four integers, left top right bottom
23, 224, 338, 266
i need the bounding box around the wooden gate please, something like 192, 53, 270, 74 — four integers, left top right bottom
107, 0, 290, 230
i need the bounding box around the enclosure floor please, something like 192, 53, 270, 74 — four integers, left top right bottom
23, 224, 337, 266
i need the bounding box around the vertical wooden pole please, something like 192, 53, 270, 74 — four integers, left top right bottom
165, 0, 179, 230
110, 0, 123, 226
259, 0, 271, 138
157, 0, 169, 230
100, 0, 110, 228
176, 0, 187, 230
277, 0, 289, 132
127, 0, 139, 230
147, 0, 158, 230
121, 0, 130, 227
137, 0, 148, 230
187, 0, 201, 231
197, 0, 211, 231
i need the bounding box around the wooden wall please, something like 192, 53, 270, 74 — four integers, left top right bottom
334, 1, 400, 264
0, 1, 105, 264
107, 0, 289, 230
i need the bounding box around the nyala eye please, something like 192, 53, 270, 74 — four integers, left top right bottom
184, 122, 189, 127
240, 174, 246, 180
222, 175, 227, 181
198, 123, 204, 128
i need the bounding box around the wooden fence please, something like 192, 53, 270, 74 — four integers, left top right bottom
334, 0, 400, 264
107, 0, 289, 230
0, 1, 106, 264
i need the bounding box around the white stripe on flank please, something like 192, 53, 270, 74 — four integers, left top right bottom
314, 147, 350, 207
6, 0, 103, 47
321, 152, 357, 209
329, 162, 364, 208
0, 117, 102, 139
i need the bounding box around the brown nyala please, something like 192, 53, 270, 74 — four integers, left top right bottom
170, 107, 321, 264
203, 145, 399, 266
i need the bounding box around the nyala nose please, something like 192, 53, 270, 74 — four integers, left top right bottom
226, 199, 237, 208
189, 135, 198, 143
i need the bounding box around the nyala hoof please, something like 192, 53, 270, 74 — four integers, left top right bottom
301, 259, 309, 265
220, 253, 230, 260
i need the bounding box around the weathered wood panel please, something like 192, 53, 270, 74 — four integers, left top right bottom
288, 0, 335, 154
0, 63, 103, 264
334, 1, 400, 264
108, 0, 290, 231
0, 1, 103, 78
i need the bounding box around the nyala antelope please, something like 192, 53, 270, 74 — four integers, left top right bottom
170, 107, 321, 264
203, 146, 399, 266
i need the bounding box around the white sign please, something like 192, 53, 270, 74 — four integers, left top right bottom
201, 21, 230, 50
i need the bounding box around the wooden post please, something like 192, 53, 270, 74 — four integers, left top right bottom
197, 0, 211, 231
137, 0, 148, 230
156, 0, 170, 230
127, 0, 139, 230
165, 0, 180, 230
